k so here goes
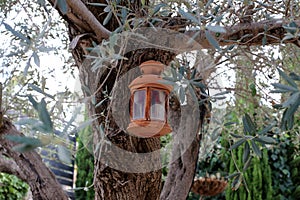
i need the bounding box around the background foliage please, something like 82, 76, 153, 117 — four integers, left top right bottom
0, 173, 29, 200
75, 125, 95, 200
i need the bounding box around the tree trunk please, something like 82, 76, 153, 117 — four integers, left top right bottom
160, 137, 200, 200
0, 119, 68, 200
47, 0, 205, 199
73, 48, 174, 199
160, 92, 203, 200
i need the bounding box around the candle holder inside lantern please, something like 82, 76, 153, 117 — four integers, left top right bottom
127, 60, 173, 137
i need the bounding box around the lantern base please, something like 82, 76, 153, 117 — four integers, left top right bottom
127, 120, 172, 138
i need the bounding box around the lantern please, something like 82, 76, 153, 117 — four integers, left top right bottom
127, 60, 173, 137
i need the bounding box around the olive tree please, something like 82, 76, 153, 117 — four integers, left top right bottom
0, 0, 299, 199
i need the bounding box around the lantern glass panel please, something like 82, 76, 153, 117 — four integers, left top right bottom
132, 90, 146, 120
150, 90, 166, 121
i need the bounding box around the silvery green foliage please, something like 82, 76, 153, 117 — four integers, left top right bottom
1, 0, 76, 163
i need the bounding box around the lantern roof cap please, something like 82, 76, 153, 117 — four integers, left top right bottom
129, 60, 173, 91
129, 74, 173, 91
139, 60, 165, 75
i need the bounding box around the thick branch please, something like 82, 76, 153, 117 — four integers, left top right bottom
0, 155, 24, 179
48, 0, 300, 49
186, 19, 300, 48
160, 137, 200, 200
160, 95, 202, 199
48, 0, 111, 41
66, 0, 111, 39
0, 119, 68, 200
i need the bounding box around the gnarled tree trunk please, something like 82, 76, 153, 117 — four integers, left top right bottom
45, 0, 300, 199
48, 0, 203, 199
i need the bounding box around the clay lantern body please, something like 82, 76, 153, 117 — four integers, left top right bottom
127, 60, 173, 137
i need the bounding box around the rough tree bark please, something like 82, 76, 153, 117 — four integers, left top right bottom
0, 118, 68, 200
74, 48, 175, 200
57, 0, 168, 198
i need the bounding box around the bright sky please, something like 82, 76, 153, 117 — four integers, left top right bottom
0, 1, 77, 94
0, 1, 82, 133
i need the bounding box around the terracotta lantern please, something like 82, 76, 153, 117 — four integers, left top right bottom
127, 60, 173, 137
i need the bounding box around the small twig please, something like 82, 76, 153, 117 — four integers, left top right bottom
93, 66, 114, 96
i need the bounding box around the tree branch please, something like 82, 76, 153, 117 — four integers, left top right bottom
185, 19, 300, 49
48, 0, 111, 41
48, 0, 300, 49
66, 0, 111, 40
0, 155, 24, 179
160, 96, 202, 199
0, 118, 68, 200
160, 138, 200, 200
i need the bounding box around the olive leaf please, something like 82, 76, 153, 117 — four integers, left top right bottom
251, 140, 261, 158
229, 138, 246, 151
